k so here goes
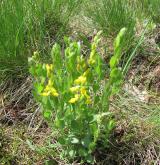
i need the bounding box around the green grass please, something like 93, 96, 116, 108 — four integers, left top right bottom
85, 0, 136, 45
136, 0, 160, 24
84, 0, 140, 71
0, 0, 82, 77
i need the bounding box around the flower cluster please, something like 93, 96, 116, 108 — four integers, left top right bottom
88, 31, 102, 65
69, 69, 91, 104
40, 79, 59, 97
76, 56, 87, 72
40, 64, 59, 97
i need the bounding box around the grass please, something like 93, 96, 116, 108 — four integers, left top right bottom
84, 0, 143, 71
85, 0, 136, 46
135, 0, 160, 24
0, 0, 160, 164
0, 0, 82, 77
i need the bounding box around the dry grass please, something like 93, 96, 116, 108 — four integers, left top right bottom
0, 70, 160, 165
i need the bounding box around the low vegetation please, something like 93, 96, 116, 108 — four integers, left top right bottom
0, 0, 159, 164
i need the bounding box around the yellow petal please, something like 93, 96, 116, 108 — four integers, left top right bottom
40, 91, 50, 96
82, 63, 87, 69
45, 79, 54, 90
76, 64, 81, 71
51, 88, 59, 97
75, 94, 80, 98
70, 86, 80, 93
83, 68, 90, 77
86, 96, 92, 104
69, 94, 80, 103
80, 87, 87, 95
74, 76, 86, 85
69, 97, 78, 104
88, 58, 96, 65
46, 64, 53, 77
51, 91, 59, 97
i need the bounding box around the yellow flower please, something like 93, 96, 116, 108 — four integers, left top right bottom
80, 87, 92, 104
76, 64, 81, 71
69, 94, 80, 104
40, 91, 50, 96
70, 71, 92, 104
50, 88, 59, 97
83, 68, 90, 77
82, 63, 87, 69
48, 79, 53, 85
46, 64, 53, 77
40, 87, 59, 97
88, 51, 96, 65
40, 79, 59, 97
80, 87, 87, 95
88, 58, 96, 65
74, 75, 86, 85
70, 86, 80, 93
76, 58, 87, 72
45, 79, 52, 90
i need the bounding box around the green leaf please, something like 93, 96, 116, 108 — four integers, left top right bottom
78, 148, 88, 157
71, 120, 81, 131
86, 154, 94, 164
41, 96, 48, 106
111, 86, 120, 94
109, 56, 118, 68
94, 95, 100, 104
71, 137, 79, 144
43, 110, 52, 119
69, 150, 76, 157
110, 68, 122, 79
114, 28, 127, 50
81, 136, 91, 148
35, 84, 43, 93
55, 118, 65, 129
29, 66, 35, 76
59, 137, 66, 145
51, 43, 62, 70
108, 120, 115, 130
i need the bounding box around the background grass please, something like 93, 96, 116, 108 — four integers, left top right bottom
0, 0, 82, 77
136, 0, 160, 24
85, 0, 136, 45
